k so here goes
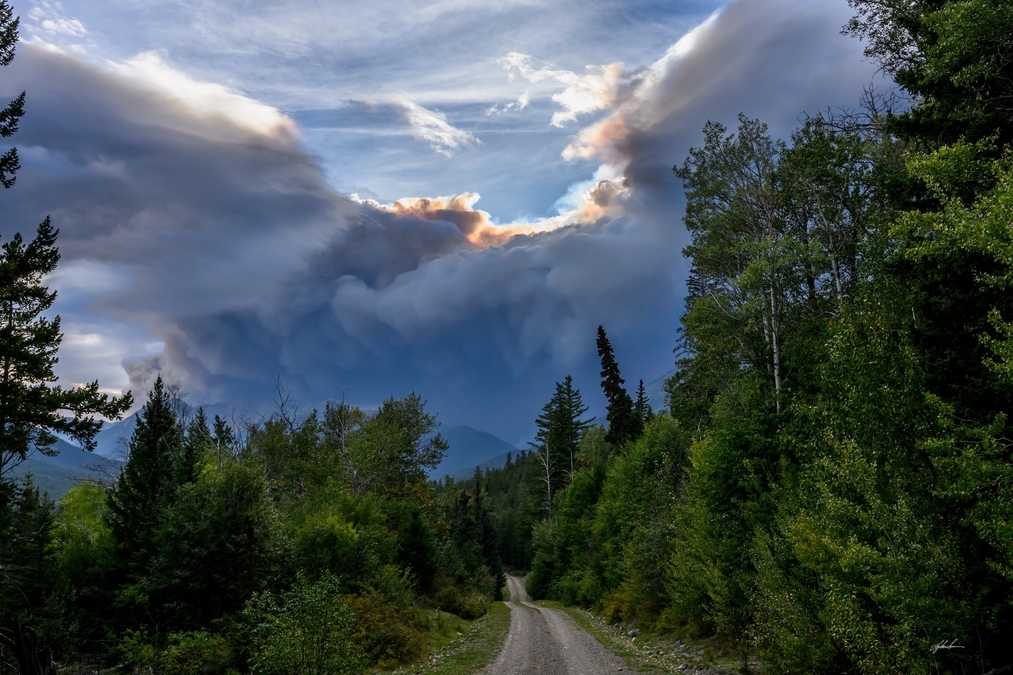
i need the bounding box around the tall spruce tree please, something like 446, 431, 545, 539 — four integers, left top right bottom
531, 375, 593, 492
596, 326, 641, 446
472, 472, 506, 598
105, 377, 182, 595
0, 2, 130, 475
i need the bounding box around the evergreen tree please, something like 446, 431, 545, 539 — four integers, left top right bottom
0, 0, 24, 189
149, 455, 283, 629
0, 3, 131, 473
0, 218, 133, 475
472, 470, 506, 598
173, 407, 209, 488
396, 508, 437, 592
531, 375, 593, 501
0, 477, 58, 632
105, 377, 182, 600
635, 379, 653, 424
596, 326, 640, 446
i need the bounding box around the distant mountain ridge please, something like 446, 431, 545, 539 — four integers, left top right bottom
8, 438, 122, 499
431, 425, 519, 480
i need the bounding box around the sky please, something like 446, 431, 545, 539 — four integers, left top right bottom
1, 0, 881, 445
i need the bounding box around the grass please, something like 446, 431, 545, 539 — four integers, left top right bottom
535, 600, 750, 675
385, 601, 512, 675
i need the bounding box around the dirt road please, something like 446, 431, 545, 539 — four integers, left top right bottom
482, 575, 634, 675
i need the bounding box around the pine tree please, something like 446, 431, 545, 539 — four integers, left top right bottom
105, 377, 182, 592
596, 326, 640, 446
529, 375, 594, 517
472, 473, 505, 598
174, 407, 209, 487
635, 379, 653, 424
0, 0, 24, 189
0, 194, 131, 475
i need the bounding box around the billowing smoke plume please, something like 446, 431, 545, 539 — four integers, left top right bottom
2, 0, 876, 441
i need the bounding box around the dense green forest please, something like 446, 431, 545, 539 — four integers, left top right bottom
5, 0, 1013, 673
2, 376, 507, 674
474, 1, 1013, 673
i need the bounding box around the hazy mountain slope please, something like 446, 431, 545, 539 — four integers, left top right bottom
432, 425, 519, 480
7, 438, 122, 499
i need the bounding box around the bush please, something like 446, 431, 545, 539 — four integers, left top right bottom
345, 589, 427, 667
161, 631, 235, 675
118, 628, 158, 667
434, 585, 489, 620
243, 574, 364, 675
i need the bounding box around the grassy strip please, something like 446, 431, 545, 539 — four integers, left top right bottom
389, 601, 512, 675
536, 601, 744, 675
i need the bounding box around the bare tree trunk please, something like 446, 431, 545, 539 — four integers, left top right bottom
535, 441, 553, 515
769, 286, 782, 413
831, 253, 844, 302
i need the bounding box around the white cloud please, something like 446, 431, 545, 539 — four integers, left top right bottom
561, 8, 723, 162
108, 51, 297, 139
498, 52, 629, 127
40, 17, 87, 36
395, 99, 479, 156
485, 91, 530, 116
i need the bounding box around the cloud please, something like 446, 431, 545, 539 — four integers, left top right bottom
108, 51, 297, 139
40, 18, 88, 37
498, 52, 631, 127
1, 0, 879, 441
485, 91, 530, 116
394, 99, 479, 156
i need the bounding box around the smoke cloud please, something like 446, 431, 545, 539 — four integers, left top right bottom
1, 0, 878, 442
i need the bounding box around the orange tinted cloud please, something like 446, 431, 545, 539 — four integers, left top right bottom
357, 193, 540, 248
359, 183, 629, 250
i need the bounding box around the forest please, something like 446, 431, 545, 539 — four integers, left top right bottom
4, 0, 1013, 673
474, 1, 1013, 673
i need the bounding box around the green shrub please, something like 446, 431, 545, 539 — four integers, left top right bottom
434, 585, 489, 620
346, 589, 426, 667
243, 574, 364, 675
119, 628, 158, 667
161, 631, 235, 675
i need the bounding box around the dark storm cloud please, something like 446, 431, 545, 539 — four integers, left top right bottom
1, 0, 879, 442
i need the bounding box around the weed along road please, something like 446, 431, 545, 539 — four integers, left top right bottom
483, 575, 634, 675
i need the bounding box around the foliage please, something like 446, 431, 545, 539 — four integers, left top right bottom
0, 218, 131, 475
160, 631, 236, 675
149, 455, 285, 629
596, 326, 641, 446
528, 375, 593, 513
0, 476, 61, 662
845, 0, 1013, 148
0, 0, 22, 189
243, 574, 365, 675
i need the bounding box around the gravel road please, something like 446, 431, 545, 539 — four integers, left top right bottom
482, 575, 634, 675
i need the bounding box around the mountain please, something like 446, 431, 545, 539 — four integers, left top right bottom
431, 425, 519, 480
447, 452, 514, 482
93, 401, 248, 459
93, 412, 138, 459
643, 369, 674, 413
7, 438, 122, 500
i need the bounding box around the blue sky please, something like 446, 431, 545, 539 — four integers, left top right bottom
3, 0, 880, 444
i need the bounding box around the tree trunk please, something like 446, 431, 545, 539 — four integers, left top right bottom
769, 286, 782, 413
12, 619, 56, 675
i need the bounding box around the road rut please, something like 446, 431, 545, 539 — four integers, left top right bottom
482, 575, 634, 675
